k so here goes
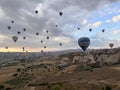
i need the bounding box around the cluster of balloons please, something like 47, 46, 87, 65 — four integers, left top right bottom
5, 10, 64, 53
5, 9, 112, 53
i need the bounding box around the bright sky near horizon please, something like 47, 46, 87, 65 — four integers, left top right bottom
0, 0, 120, 52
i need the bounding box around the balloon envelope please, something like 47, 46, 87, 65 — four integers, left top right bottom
12, 36, 18, 42
89, 28, 92, 32
59, 43, 62, 46
102, 29, 105, 32
35, 10, 38, 14
109, 43, 114, 48
59, 12, 63, 16
78, 37, 90, 52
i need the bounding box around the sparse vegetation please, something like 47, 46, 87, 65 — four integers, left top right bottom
105, 85, 112, 90
0, 84, 5, 90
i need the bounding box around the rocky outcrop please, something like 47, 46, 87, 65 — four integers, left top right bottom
71, 49, 120, 66
72, 53, 95, 64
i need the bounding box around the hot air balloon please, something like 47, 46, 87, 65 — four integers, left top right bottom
22, 47, 25, 49
5, 46, 8, 49
23, 28, 26, 31
89, 28, 92, 32
102, 29, 105, 32
11, 20, 14, 23
44, 46, 46, 48
36, 32, 39, 36
46, 31, 48, 33
7, 26, 11, 30
17, 31, 21, 35
41, 40, 43, 43
35, 10, 38, 14
59, 12, 63, 16
22, 47, 25, 51
56, 25, 58, 27
41, 50, 44, 53
109, 43, 114, 49
12, 36, 18, 42
23, 37, 26, 39
77, 28, 80, 30
78, 37, 90, 52
47, 36, 49, 39
59, 43, 62, 46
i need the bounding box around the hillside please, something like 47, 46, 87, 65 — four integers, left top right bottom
0, 49, 120, 90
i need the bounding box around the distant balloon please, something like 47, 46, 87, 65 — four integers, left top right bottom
47, 36, 49, 39
22, 47, 25, 51
44, 46, 46, 48
41, 40, 43, 43
78, 37, 90, 52
23, 37, 26, 39
36, 32, 39, 36
17, 31, 21, 35
12, 36, 18, 42
102, 29, 105, 32
89, 28, 92, 32
7, 26, 11, 30
35, 10, 38, 14
46, 31, 49, 33
41, 50, 44, 53
11, 20, 14, 23
56, 25, 58, 27
59, 12, 63, 16
59, 43, 62, 46
77, 28, 80, 30
109, 43, 114, 48
5, 46, 8, 49
22, 47, 25, 50
23, 28, 26, 31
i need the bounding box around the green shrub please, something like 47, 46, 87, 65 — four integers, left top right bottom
0, 84, 5, 90
105, 85, 112, 90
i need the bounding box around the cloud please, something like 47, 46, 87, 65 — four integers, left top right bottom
82, 19, 88, 25
112, 14, 120, 22
111, 29, 120, 34
0, 0, 119, 51
105, 20, 111, 23
91, 22, 102, 28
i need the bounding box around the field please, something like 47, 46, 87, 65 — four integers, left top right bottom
0, 58, 120, 90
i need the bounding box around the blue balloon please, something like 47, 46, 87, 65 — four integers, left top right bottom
78, 37, 90, 52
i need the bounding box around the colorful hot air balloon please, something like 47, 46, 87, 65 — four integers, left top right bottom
78, 37, 90, 52
12, 36, 18, 42
109, 43, 114, 49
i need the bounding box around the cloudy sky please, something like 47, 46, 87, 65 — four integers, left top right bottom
0, 0, 120, 52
